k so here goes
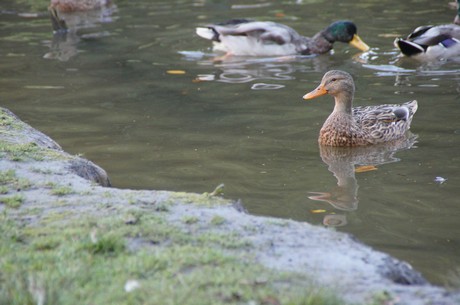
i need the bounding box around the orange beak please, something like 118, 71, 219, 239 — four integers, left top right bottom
303, 85, 328, 100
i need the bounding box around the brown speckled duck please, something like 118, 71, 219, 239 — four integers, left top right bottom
303, 70, 418, 147
50, 0, 111, 12
48, 0, 113, 33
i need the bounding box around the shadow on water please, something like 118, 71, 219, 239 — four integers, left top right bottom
309, 134, 418, 227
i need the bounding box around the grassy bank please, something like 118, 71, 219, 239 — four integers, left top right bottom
0, 201, 343, 305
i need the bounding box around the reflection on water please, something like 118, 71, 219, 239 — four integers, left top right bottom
43, 4, 117, 61
181, 50, 345, 87
309, 135, 418, 227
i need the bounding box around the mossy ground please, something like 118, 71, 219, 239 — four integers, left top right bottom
0, 206, 344, 305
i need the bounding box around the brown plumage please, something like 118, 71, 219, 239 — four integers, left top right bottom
303, 70, 417, 147
50, 0, 111, 12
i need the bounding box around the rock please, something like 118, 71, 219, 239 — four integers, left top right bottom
1, 107, 110, 187
68, 158, 111, 187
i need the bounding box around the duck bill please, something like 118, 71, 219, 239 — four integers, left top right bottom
349, 34, 370, 52
303, 85, 328, 100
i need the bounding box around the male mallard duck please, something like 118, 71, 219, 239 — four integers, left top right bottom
303, 70, 417, 147
196, 19, 369, 56
394, 24, 460, 61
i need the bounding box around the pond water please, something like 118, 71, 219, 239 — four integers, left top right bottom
1, 0, 459, 285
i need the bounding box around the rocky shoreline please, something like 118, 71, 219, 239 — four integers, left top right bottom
1, 106, 459, 304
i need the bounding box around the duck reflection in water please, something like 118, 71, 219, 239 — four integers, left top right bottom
181, 51, 339, 85
309, 134, 418, 227
43, 0, 117, 61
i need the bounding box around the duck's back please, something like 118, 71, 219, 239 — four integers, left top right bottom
353, 100, 418, 144
196, 19, 309, 56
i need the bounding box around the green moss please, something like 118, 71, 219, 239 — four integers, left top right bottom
0, 142, 43, 161
32, 236, 61, 251
368, 291, 394, 305
197, 232, 252, 250
169, 192, 230, 206
0, 108, 68, 162
0, 186, 8, 194
0, 109, 20, 127
80, 234, 126, 255
0, 194, 24, 208
0, 169, 17, 184
0, 206, 346, 305
210, 215, 226, 226
49, 185, 74, 196
0, 169, 31, 193
182, 215, 199, 225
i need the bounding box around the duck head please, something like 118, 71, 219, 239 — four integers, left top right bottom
303, 70, 355, 100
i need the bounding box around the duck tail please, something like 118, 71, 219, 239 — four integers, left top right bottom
406, 100, 418, 115
400, 100, 418, 124
49, 7, 67, 34
394, 38, 425, 57
196, 27, 219, 42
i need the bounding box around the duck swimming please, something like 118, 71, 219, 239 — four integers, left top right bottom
196, 19, 369, 56
394, 24, 460, 61
303, 70, 417, 147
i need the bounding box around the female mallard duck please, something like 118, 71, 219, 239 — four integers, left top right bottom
303, 70, 417, 147
196, 19, 369, 56
48, 0, 113, 33
394, 24, 460, 61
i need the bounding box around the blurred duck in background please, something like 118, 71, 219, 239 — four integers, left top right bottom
49, 0, 115, 33
44, 0, 117, 61
451, 0, 460, 24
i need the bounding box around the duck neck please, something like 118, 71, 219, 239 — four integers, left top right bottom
332, 91, 353, 115
307, 32, 333, 54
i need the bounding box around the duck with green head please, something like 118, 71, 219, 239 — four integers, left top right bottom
303, 70, 418, 147
196, 20, 370, 56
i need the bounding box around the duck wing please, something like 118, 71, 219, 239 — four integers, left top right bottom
408, 25, 460, 46
353, 100, 417, 142
199, 19, 303, 45
196, 19, 309, 55
395, 24, 460, 57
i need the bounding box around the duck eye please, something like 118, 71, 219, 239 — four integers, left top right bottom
330, 78, 337, 82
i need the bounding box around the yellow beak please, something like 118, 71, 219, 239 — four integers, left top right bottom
303, 85, 328, 100
349, 34, 370, 52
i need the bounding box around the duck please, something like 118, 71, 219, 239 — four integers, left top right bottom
451, 0, 460, 24
302, 70, 417, 147
394, 24, 460, 61
49, 0, 112, 12
48, 0, 113, 33
196, 19, 369, 57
